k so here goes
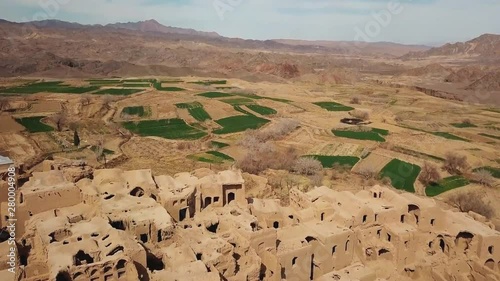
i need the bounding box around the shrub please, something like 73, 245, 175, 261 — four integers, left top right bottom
419, 162, 441, 185
447, 191, 494, 219
50, 112, 67, 132
358, 166, 379, 180
350, 110, 370, 121
237, 143, 298, 174
292, 157, 323, 176
80, 94, 92, 106
462, 119, 472, 125
443, 152, 469, 175
350, 97, 361, 104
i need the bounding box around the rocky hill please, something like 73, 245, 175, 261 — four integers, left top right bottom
107, 19, 221, 38
402, 34, 500, 58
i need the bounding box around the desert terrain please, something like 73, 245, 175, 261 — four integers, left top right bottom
0, 18, 500, 281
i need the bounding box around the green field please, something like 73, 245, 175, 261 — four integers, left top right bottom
221, 98, 255, 105
87, 80, 122, 85
233, 105, 255, 116
305, 155, 360, 168
314, 102, 354, 112
122, 106, 149, 117
214, 115, 270, 134
2, 81, 99, 94
473, 166, 500, 178
123, 79, 156, 83
425, 176, 470, 197
123, 118, 207, 140
332, 129, 386, 142
432, 132, 469, 142
161, 80, 184, 83
451, 122, 477, 128
197, 92, 234, 98
175, 102, 211, 122
15, 116, 54, 133
190, 80, 227, 85
371, 128, 389, 136
211, 141, 229, 148
93, 88, 143, 95
121, 83, 151, 88
479, 133, 500, 140
188, 150, 234, 163
247, 105, 277, 115
379, 159, 421, 193
153, 82, 185, 91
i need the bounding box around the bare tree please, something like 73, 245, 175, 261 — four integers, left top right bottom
0, 97, 11, 112
419, 162, 441, 186
471, 169, 495, 187
102, 94, 117, 109
50, 112, 67, 132
443, 152, 469, 175
292, 157, 323, 176
80, 94, 92, 106
94, 137, 107, 168
447, 191, 494, 219
358, 166, 379, 180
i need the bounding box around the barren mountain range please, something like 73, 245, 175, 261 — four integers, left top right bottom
0, 18, 499, 96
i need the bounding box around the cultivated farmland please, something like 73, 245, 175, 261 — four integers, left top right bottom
2, 81, 99, 94
379, 159, 421, 193
15, 116, 54, 133
247, 104, 277, 115
197, 92, 234, 98
214, 115, 270, 134
123, 118, 207, 140
332, 129, 386, 142
93, 88, 143, 95
175, 102, 212, 122
305, 155, 360, 168
425, 176, 470, 197
314, 101, 354, 112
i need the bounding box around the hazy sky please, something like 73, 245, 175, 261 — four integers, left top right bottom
1, 0, 499, 45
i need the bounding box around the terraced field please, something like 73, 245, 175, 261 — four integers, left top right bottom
211, 141, 230, 148
15, 116, 54, 133
425, 176, 470, 197
379, 159, 421, 192
197, 92, 234, 98
214, 115, 270, 134
188, 151, 234, 163
479, 133, 500, 140
431, 132, 470, 142
332, 129, 386, 142
93, 88, 143, 95
122, 106, 149, 117
450, 122, 477, 128
2, 81, 99, 94
123, 118, 207, 140
305, 155, 360, 168
314, 101, 354, 112
175, 102, 211, 122
247, 104, 277, 115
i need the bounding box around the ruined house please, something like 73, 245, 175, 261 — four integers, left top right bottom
1, 167, 499, 281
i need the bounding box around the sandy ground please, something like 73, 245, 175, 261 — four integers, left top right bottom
0, 115, 24, 133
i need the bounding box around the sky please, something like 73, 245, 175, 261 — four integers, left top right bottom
1, 0, 499, 46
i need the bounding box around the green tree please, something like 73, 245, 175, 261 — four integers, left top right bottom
73, 130, 80, 147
